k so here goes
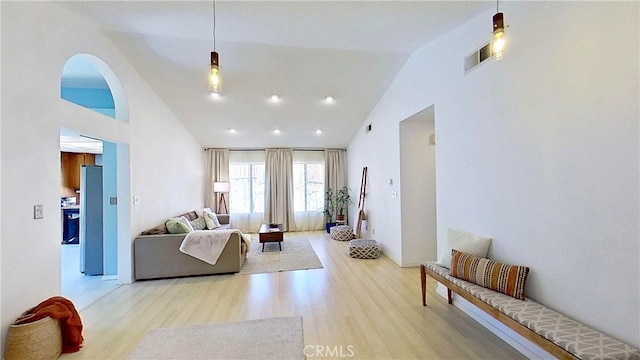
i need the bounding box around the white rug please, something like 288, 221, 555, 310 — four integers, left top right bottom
126, 316, 304, 360
238, 236, 323, 275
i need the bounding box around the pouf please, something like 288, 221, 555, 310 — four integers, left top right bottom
348, 239, 381, 259
330, 225, 354, 241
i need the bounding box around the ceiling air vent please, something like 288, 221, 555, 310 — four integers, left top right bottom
464, 43, 491, 73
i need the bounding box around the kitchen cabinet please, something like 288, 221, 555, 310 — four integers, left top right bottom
61, 152, 95, 198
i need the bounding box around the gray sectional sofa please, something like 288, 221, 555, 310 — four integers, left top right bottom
134, 212, 248, 280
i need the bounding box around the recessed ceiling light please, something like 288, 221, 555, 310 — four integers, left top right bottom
270, 94, 281, 102
315, 129, 323, 135
273, 129, 281, 134
228, 128, 236, 133
324, 95, 335, 103
210, 92, 221, 99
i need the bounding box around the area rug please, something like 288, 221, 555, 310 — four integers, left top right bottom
238, 236, 323, 275
126, 316, 304, 360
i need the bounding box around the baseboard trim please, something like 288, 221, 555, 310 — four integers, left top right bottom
102, 275, 118, 281
435, 285, 553, 359
382, 252, 401, 267
400, 262, 423, 268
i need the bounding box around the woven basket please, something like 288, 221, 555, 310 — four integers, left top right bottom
5, 316, 62, 360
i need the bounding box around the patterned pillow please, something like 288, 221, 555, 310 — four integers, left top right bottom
190, 217, 207, 231
451, 249, 530, 300
202, 209, 221, 229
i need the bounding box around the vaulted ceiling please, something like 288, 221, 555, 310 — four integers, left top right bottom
60, 1, 493, 149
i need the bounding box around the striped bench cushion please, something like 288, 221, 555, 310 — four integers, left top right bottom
425, 262, 640, 360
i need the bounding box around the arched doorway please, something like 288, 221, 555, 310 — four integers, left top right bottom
60, 54, 131, 309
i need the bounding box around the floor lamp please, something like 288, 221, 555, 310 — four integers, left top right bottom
213, 181, 230, 214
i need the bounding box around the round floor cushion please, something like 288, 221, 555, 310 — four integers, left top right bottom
348, 239, 381, 259
330, 225, 354, 241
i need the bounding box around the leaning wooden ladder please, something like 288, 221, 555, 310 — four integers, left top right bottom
355, 167, 367, 238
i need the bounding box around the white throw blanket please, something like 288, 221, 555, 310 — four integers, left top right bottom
241, 233, 252, 253
179, 230, 236, 265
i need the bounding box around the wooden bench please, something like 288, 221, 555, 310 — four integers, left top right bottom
421, 262, 640, 360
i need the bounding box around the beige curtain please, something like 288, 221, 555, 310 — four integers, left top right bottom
205, 149, 229, 213
264, 149, 296, 231
324, 149, 347, 223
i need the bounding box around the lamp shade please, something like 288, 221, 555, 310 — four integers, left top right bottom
213, 181, 230, 193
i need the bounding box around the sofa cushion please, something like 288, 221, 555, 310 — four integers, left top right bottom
140, 210, 229, 236
203, 209, 222, 229
166, 216, 194, 234
451, 249, 529, 300
437, 228, 491, 269
195, 208, 213, 217
190, 217, 207, 231
141, 223, 168, 235
181, 211, 198, 221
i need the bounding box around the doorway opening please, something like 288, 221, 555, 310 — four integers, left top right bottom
399, 105, 437, 266
60, 54, 131, 309
60, 132, 119, 309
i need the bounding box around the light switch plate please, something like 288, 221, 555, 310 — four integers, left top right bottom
34, 205, 44, 219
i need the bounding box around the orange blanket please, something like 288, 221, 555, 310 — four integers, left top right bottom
15, 296, 83, 353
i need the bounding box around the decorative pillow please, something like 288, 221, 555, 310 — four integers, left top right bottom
165, 216, 194, 234
451, 249, 530, 300
190, 217, 207, 231
195, 208, 210, 217
436, 228, 491, 269
202, 209, 221, 230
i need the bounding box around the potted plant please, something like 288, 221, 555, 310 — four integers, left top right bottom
323, 188, 337, 233
335, 186, 353, 222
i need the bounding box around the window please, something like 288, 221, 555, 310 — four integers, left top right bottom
293, 162, 325, 212
229, 163, 264, 213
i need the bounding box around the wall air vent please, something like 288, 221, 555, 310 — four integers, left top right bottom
464, 42, 491, 73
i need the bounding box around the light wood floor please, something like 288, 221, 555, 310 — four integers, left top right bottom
60, 231, 525, 359
61, 244, 120, 311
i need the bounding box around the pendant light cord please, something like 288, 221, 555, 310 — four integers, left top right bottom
496, 0, 499, 12
212, 0, 217, 51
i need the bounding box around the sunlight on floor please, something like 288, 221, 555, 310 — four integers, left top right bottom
61, 244, 119, 311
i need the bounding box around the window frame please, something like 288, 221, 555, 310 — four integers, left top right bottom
293, 162, 325, 212
229, 162, 265, 214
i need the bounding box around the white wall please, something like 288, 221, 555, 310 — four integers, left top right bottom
399, 109, 436, 266
0, 2, 205, 352
0, 3, 3, 351
348, 118, 403, 264
348, 1, 639, 349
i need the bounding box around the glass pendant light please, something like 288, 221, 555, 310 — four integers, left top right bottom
208, 0, 221, 95
491, 0, 505, 60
